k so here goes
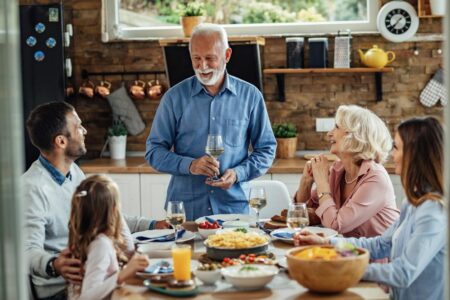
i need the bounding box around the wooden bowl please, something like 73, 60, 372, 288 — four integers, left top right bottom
286, 245, 369, 293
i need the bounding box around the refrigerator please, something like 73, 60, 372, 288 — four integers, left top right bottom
19, 3, 67, 169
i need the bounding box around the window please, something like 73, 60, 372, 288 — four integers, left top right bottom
102, 0, 379, 41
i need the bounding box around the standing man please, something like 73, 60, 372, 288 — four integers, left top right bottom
146, 23, 276, 221
23, 102, 168, 299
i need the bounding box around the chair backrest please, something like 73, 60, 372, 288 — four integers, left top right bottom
248, 180, 292, 219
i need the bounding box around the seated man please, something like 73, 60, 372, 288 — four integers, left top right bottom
23, 101, 169, 299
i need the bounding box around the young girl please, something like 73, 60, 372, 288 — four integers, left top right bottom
68, 175, 149, 300
294, 117, 445, 300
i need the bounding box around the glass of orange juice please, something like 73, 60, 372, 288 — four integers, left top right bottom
172, 244, 191, 281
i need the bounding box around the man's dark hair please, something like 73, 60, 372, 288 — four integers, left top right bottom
26, 101, 75, 152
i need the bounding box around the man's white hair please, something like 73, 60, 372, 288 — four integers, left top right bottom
189, 23, 229, 52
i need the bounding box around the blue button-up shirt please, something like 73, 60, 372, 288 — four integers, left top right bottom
332, 199, 446, 300
38, 155, 72, 185
145, 73, 276, 220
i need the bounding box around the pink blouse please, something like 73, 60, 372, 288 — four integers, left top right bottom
308, 160, 400, 238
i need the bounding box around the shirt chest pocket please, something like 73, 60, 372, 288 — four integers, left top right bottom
225, 119, 248, 147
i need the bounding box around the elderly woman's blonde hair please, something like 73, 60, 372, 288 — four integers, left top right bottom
335, 105, 392, 164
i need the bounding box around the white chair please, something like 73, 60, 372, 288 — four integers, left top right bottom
248, 180, 292, 219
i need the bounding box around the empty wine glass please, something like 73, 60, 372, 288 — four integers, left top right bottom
166, 201, 186, 243
249, 186, 267, 227
205, 134, 224, 181
287, 203, 309, 233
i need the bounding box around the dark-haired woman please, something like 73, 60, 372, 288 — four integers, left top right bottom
294, 117, 446, 300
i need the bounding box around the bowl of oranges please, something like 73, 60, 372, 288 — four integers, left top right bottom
286, 242, 369, 293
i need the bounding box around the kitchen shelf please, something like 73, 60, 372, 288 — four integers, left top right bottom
417, 0, 444, 18
263, 67, 394, 102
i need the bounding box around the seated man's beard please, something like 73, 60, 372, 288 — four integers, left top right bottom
194, 63, 226, 86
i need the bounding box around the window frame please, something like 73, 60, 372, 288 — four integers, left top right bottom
102, 0, 380, 42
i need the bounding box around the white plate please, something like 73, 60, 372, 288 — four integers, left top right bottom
133, 229, 196, 245
270, 227, 338, 244
195, 214, 252, 224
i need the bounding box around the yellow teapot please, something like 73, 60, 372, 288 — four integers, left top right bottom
358, 45, 395, 68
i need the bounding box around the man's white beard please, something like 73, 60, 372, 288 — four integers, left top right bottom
194, 63, 226, 86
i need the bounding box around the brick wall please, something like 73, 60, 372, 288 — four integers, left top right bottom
20, 0, 445, 157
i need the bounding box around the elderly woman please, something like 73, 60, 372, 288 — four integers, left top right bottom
295, 105, 399, 237
294, 117, 445, 300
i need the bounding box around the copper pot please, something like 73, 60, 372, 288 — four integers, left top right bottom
146, 80, 165, 100
95, 80, 112, 98
129, 80, 146, 100
78, 80, 95, 98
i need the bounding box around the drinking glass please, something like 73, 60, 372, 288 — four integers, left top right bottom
287, 203, 309, 233
205, 134, 224, 181
172, 244, 192, 281
249, 186, 267, 226
166, 201, 186, 243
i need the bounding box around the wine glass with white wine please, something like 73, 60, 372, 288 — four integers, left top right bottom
249, 186, 267, 227
287, 203, 309, 234
205, 134, 224, 181
166, 201, 186, 243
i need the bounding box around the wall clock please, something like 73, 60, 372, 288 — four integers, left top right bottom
377, 1, 419, 43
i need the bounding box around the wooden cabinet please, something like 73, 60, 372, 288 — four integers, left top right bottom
140, 174, 171, 220
390, 174, 405, 209
97, 173, 141, 217
86, 172, 404, 217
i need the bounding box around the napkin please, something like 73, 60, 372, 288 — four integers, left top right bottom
272, 232, 293, 239
144, 261, 173, 274
205, 216, 239, 226
135, 229, 186, 242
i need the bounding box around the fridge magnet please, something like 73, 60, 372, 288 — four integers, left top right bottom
49, 8, 59, 22
34, 51, 45, 62
35, 22, 46, 34
46, 37, 56, 48
26, 36, 37, 47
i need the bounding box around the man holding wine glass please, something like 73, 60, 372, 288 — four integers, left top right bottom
146, 23, 276, 220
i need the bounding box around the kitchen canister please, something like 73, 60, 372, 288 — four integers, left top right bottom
430, 0, 446, 16
286, 37, 305, 68
334, 30, 352, 68
308, 37, 328, 68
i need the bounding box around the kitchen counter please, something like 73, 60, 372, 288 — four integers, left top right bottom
79, 157, 396, 174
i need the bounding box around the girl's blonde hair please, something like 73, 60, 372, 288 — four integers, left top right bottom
335, 105, 392, 164
68, 175, 127, 270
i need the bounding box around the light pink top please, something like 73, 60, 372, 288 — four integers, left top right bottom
308, 160, 400, 238
69, 218, 134, 300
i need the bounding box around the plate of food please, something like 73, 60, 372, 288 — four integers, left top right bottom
204, 230, 270, 260
263, 209, 288, 231
271, 227, 338, 244
143, 277, 199, 297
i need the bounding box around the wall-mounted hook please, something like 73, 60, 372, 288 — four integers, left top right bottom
413, 43, 419, 56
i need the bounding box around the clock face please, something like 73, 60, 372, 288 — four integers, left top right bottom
385, 9, 412, 35
377, 1, 419, 43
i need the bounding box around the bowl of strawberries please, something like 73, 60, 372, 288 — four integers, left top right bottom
197, 221, 221, 239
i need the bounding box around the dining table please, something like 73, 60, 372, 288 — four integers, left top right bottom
112, 222, 389, 300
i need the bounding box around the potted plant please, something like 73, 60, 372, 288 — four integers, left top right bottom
180, 1, 206, 37
107, 119, 128, 160
272, 123, 298, 158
